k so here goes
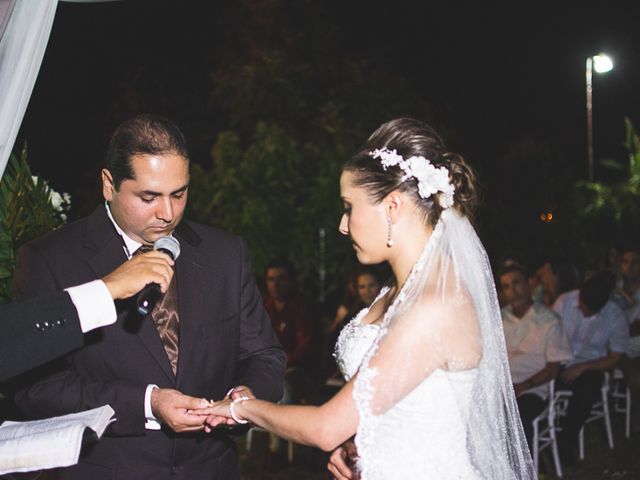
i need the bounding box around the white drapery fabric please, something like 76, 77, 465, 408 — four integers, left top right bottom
0, 1, 17, 40
0, 0, 58, 180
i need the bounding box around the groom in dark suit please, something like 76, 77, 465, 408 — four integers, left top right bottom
12, 114, 286, 479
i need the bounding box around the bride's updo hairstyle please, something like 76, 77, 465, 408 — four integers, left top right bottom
344, 118, 478, 227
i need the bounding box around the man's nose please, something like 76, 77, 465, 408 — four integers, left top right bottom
156, 197, 174, 223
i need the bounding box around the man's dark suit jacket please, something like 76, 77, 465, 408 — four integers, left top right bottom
13, 205, 286, 480
0, 292, 83, 382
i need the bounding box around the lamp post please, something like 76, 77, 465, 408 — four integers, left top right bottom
586, 53, 613, 181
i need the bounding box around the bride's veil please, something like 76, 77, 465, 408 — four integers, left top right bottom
352, 208, 536, 479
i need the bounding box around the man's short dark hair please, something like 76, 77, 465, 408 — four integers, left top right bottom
265, 258, 296, 280
579, 270, 616, 314
497, 263, 528, 285
106, 114, 189, 189
621, 245, 640, 256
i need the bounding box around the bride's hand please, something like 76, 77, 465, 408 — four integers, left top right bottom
227, 385, 255, 401
195, 385, 256, 432
191, 399, 235, 432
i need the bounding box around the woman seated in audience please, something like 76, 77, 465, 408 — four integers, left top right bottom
325, 265, 385, 381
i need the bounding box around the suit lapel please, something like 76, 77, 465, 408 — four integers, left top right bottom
173, 222, 209, 384
135, 312, 177, 383
85, 205, 176, 384
85, 205, 128, 277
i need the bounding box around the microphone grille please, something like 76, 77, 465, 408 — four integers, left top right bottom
154, 236, 181, 260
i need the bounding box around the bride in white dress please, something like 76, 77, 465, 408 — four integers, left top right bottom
197, 118, 535, 479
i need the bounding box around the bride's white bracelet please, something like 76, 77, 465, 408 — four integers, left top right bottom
229, 395, 250, 424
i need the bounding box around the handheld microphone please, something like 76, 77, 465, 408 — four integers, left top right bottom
136, 236, 181, 315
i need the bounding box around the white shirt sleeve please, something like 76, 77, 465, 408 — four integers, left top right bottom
145, 384, 161, 430
65, 280, 117, 333
544, 316, 573, 364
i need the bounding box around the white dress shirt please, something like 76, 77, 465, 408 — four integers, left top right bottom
553, 290, 629, 367
502, 302, 572, 399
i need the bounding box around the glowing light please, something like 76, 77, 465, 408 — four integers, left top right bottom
539, 212, 554, 223
593, 54, 613, 73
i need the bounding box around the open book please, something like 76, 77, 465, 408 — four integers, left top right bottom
0, 405, 115, 475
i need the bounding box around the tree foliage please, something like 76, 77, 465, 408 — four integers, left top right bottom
0, 146, 70, 303
186, 0, 437, 302
570, 117, 640, 260
188, 122, 354, 302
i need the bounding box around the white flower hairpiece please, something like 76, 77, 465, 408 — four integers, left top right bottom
370, 148, 455, 209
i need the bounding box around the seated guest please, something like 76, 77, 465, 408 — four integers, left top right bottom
325, 265, 384, 381
331, 268, 358, 333
531, 256, 581, 307
329, 265, 384, 334
606, 245, 623, 285
262, 258, 316, 466
263, 258, 315, 401
499, 264, 572, 451
613, 246, 640, 434
613, 246, 640, 323
553, 270, 629, 463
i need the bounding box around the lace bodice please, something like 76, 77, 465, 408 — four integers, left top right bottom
334, 286, 388, 381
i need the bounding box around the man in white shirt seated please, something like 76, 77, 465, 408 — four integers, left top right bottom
613, 246, 640, 434
499, 264, 572, 451
553, 270, 629, 463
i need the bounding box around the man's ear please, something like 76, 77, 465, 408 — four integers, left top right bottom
102, 169, 115, 201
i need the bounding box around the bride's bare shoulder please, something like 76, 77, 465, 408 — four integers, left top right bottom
411, 289, 482, 369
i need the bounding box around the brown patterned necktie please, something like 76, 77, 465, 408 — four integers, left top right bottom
134, 245, 180, 376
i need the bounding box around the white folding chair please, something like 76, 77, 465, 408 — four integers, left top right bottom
246, 387, 294, 463
246, 426, 294, 463
578, 371, 614, 459
532, 380, 563, 478
611, 368, 632, 439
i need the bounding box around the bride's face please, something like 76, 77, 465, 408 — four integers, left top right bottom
339, 171, 388, 264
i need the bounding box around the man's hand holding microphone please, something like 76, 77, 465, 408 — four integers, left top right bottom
102, 249, 175, 301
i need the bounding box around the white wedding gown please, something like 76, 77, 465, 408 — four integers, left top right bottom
333, 211, 535, 479
335, 287, 482, 480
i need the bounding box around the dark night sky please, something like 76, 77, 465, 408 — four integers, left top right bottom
16, 1, 640, 217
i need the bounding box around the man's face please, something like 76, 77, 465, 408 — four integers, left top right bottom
265, 267, 292, 302
500, 271, 532, 311
621, 251, 640, 284
102, 153, 189, 245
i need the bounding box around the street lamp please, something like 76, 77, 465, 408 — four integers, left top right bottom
586, 53, 613, 181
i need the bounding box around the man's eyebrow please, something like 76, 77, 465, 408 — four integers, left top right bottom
139, 184, 189, 196
171, 184, 189, 195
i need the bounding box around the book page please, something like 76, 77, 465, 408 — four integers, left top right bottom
0, 405, 115, 475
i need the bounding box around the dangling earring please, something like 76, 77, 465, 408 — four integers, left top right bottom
387, 215, 394, 247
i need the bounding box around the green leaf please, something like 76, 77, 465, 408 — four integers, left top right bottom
0, 142, 70, 304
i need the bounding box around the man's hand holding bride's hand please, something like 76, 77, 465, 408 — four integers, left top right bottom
151, 388, 210, 433
191, 385, 255, 432
200, 398, 234, 432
